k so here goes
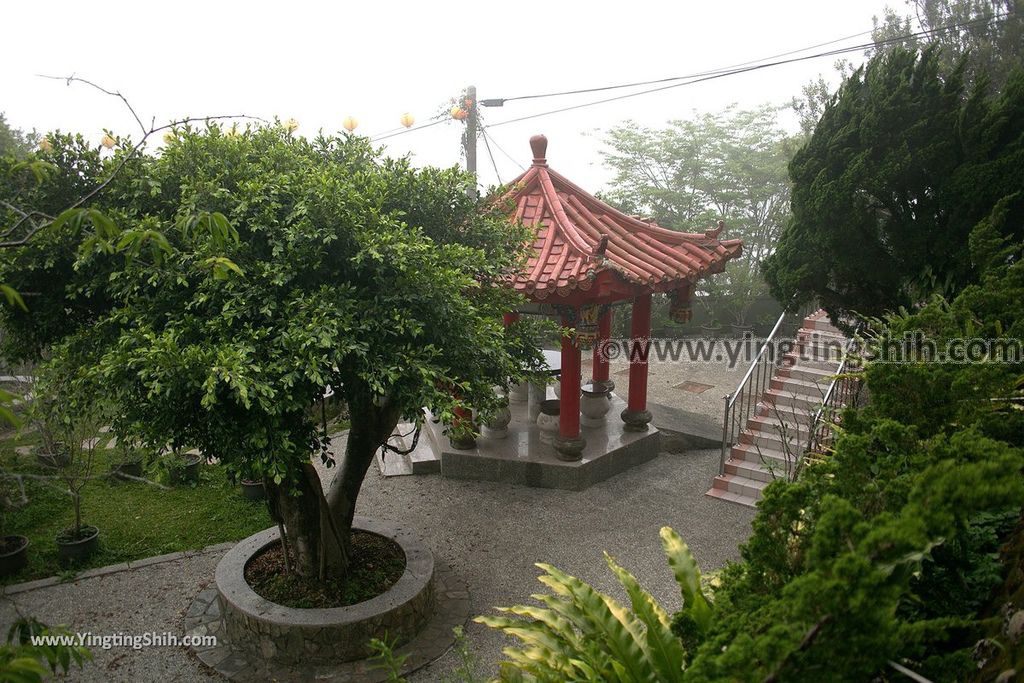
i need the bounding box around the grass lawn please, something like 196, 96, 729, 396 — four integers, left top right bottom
0, 433, 273, 584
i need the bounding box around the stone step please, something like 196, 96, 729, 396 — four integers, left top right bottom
711, 472, 769, 498
704, 485, 759, 508
781, 353, 840, 372
763, 388, 823, 412
739, 425, 806, 454
770, 375, 829, 399
804, 311, 843, 334
779, 363, 839, 383
745, 413, 813, 436
730, 442, 797, 472
377, 421, 440, 476
795, 326, 846, 342
723, 457, 780, 484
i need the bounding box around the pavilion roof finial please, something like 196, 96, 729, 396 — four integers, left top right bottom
529, 134, 548, 166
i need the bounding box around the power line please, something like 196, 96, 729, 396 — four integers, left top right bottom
479, 127, 503, 184
481, 127, 526, 172
483, 12, 1006, 107
369, 12, 1008, 142
486, 13, 1009, 128
483, 28, 879, 106
371, 117, 448, 142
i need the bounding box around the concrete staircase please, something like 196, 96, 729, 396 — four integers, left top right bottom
706, 310, 850, 508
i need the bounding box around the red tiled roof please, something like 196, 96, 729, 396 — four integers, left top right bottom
504, 135, 743, 302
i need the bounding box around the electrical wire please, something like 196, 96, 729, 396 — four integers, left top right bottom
487, 13, 1009, 128
371, 117, 448, 142
370, 12, 1009, 141
481, 127, 526, 171
480, 127, 503, 184
487, 11, 1006, 106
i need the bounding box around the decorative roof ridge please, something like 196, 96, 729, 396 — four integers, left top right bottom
542, 166, 728, 246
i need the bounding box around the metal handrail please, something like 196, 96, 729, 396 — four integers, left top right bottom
806, 327, 862, 456
718, 301, 799, 475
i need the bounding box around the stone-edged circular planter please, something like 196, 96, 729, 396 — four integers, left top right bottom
0, 535, 29, 577
215, 517, 435, 665
56, 525, 99, 565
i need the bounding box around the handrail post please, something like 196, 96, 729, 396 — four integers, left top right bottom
719, 394, 731, 475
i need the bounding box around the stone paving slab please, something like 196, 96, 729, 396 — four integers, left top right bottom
0, 446, 754, 682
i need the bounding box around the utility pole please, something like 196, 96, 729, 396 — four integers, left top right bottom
465, 85, 477, 179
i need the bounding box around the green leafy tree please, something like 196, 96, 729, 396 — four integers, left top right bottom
764, 47, 1024, 321
601, 106, 793, 325
0, 113, 38, 159
0, 125, 542, 580
871, 0, 1023, 93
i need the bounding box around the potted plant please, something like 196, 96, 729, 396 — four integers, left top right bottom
156, 448, 203, 486
239, 467, 266, 501
446, 408, 478, 450
54, 418, 102, 565
110, 441, 150, 480
0, 473, 29, 577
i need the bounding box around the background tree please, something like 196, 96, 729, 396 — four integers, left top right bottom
0, 125, 543, 581
871, 0, 1023, 92
764, 47, 1024, 320
0, 114, 38, 159
601, 105, 794, 325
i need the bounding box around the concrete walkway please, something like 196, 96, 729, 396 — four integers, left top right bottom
0, 445, 753, 681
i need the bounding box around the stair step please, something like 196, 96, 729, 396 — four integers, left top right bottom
731, 442, 797, 471
796, 326, 846, 342
704, 485, 759, 508
763, 388, 823, 411
779, 363, 839, 383
770, 375, 830, 398
782, 353, 839, 372
724, 458, 780, 483
739, 426, 806, 453
712, 473, 769, 498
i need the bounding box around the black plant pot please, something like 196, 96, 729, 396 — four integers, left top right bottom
36, 451, 70, 470
169, 454, 203, 485
448, 433, 477, 450
113, 461, 144, 479
56, 526, 99, 565
241, 479, 265, 501
0, 535, 29, 577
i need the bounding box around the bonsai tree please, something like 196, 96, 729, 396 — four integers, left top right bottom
0, 125, 543, 580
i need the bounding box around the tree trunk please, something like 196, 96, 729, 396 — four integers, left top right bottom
265, 387, 400, 581
324, 389, 400, 571
266, 462, 332, 578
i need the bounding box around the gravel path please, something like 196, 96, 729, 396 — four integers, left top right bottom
0, 446, 753, 682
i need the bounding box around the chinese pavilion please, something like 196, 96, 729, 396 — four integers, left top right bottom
503, 134, 742, 460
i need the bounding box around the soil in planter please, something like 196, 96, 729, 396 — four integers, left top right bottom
245, 531, 406, 609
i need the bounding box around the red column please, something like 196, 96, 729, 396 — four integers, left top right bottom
559, 314, 582, 440
591, 306, 612, 384
622, 293, 653, 431
503, 312, 520, 327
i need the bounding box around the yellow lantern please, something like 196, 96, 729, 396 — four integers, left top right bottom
399, 112, 415, 128
285, 118, 299, 133
343, 116, 358, 132
450, 106, 467, 121
38, 137, 53, 153
163, 131, 176, 144
101, 133, 116, 149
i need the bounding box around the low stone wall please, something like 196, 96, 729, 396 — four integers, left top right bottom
215, 517, 435, 665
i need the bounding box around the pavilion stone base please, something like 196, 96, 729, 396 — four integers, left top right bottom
422, 394, 660, 491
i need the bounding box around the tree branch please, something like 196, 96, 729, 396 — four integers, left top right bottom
1, 75, 269, 249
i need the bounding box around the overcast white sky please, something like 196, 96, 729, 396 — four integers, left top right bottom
2, 1, 899, 194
